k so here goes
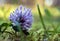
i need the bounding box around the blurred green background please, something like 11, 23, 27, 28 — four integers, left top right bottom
0, 0, 60, 28
0, 0, 60, 41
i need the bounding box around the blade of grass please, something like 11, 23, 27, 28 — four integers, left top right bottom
44, 8, 52, 17
37, 4, 49, 40
37, 4, 47, 33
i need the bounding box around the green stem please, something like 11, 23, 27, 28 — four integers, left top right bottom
37, 4, 46, 32
37, 4, 49, 40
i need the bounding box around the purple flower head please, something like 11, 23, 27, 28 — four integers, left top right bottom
9, 5, 33, 31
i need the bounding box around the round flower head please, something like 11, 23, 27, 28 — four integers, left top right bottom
9, 5, 33, 31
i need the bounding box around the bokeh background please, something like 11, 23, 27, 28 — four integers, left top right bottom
0, 0, 60, 41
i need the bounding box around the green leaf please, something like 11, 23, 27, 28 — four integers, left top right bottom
37, 4, 49, 38
44, 8, 52, 17
0, 23, 8, 33
37, 4, 46, 30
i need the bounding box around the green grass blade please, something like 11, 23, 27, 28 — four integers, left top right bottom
37, 4, 46, 30
44, 8, 52, 17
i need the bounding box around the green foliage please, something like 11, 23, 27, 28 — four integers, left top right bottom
0, 4, 60, 41
0, 23, 8, 33
44, 8, 52, 17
